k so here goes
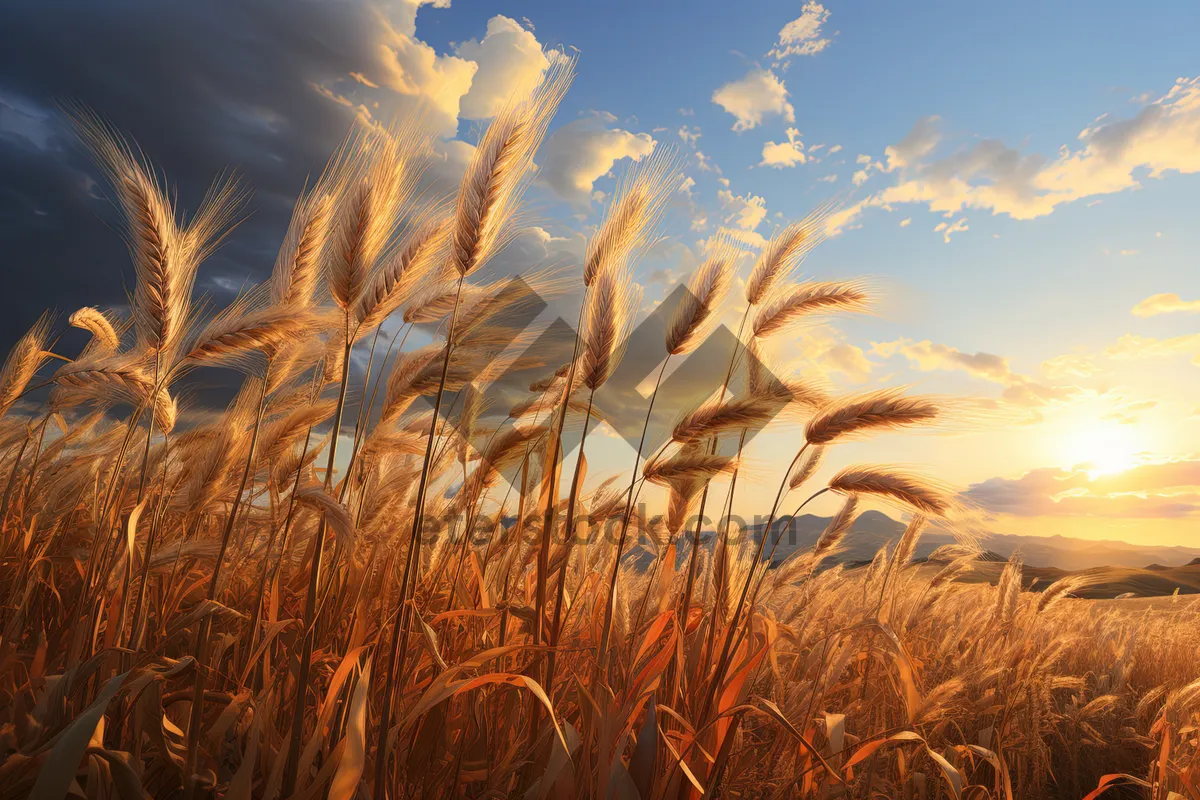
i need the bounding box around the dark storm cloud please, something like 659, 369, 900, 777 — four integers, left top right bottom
0, 0, 388, 348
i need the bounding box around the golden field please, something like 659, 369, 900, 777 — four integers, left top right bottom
0, 62, 1198, 800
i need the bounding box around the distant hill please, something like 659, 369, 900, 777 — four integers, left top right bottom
755, 510, 1200, 572
636, 510, 1200, 599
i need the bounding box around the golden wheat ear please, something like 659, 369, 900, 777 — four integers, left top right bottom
0, 312, 55, 417
449, 56, 574, 278
666, 234, 738, 356
751, 279, 871, 339
580, 265, 640, 391
745, 209, 829, 306
69, 108, 180, 352
805, 388, 939, 445
68, 307, 121, 354
584, 147, 679, 287
828, 465, 956, 517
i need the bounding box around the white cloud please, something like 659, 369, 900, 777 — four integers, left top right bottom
884, 115, 941, 172
712, 68, 794, 132
539, 116, 657, 204
315, 4, 557, 137
391, 0, 451, 38
872, 338, 1014, 384
1106, 332, 1200, 365
844, 76, 1200, 228
678, 125, 702, 147
1041, 352, 1102, 379
791, 326, 873, 383
767, 2, 833, 62
872, 337, 1086, 409
718, 188, 768, 231
369, 7, 477, 135
934, 217, 968, 243
456, 16, 550, 120
716, 227, 768, 249
759, 127, 807, 168
1132, 292, 1200, 317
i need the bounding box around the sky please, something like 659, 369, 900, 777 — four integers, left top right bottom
2, 0, 1200, 547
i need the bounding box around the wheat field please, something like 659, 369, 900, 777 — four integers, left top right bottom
0, 61, 1197, 800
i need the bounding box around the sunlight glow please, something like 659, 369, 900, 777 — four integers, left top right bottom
1061, 419, 1144, 478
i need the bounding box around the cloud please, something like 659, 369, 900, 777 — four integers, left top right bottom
539, 115, 656, 204
718, 188, 768, 231
715, 226, 767, 249
368, 7, 477, 135
768, 324, 874, 384
934, 216, 968, 243
1132, 292, 1200, 317
884, 115, 941, 171
872, 337, 1085, 409
0, 0, 430, 347
767, 2, 833, 62
967, 460, 1200, 519
712, 68, 794, 132
1105, 332, 1200, 364
842, 76, 1200, 229
760, 127, 807, 168
456, 15, 550, 120
871, 338, 1013, 383
1041, 352, 1102, 379
1102, 398, 1157, 425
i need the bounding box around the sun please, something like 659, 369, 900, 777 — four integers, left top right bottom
1060, 419, 1143, 478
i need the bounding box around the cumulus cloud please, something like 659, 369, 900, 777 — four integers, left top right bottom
767, 2, 833, 62
842, 76, 1200, 230
718, 188, 768, 231
759, 127, 807, 168
368, 7, 477, 135
539, 114, 656, 204
967, 460, 1200, 518
872, 337, 1085, 410
872, 338, 1013, 383
1132, 292, 1200, 317
456, 15, 550, 120
712, 68, 794, 132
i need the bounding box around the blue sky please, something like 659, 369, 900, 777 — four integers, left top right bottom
3, 0, 1200, 545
